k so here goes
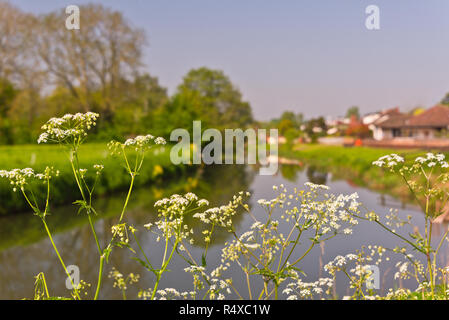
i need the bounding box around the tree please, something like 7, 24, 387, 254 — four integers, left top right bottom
160, 67, 254, 129
109, 74, 168, 138
442, 93, 449, 106
33, 4, 146, 117
305, 117, 326, 142
278, 119, 294, 136
284, 127, 301, 144
346, 106, 360, 119
0, 79, 18, 144
0, 2, 33, 83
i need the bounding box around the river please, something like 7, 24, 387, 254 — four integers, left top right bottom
0, 163, 448, 299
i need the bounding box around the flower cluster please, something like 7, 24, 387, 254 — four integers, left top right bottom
111, 223, 131, 245
37, 112, 99, 145
193, 191, 250, 231
381, 288, 412, 300
152, 193, 207, 242
0, 167, 58, 192
270, 183, 360, 240
324, 253, 359, 276
183, 265, 232, 300
148, 288, 190, 300
283, 277, 334, 300
414, 153, 449, 168
372, 153, 405, 169
108, 134, 166, 155
93, 164, 104, 175
109, 267, 139, 291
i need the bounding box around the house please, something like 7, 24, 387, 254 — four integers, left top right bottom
372, 105, 449, 141
325, 116, 350, 136
363, 108, 400, 128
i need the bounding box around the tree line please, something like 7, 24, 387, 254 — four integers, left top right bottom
0, 2, 253, 144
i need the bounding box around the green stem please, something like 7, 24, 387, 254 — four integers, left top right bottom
289, 242, 315, 267
93, 255, 105, 300
119, 175, 135, 222
42, 219, 81, 300
70, 150, 104, 299
246, 270, 252, 300
88, 214, 102, 255
133, 232, 153, 271
150, 239, 179, 299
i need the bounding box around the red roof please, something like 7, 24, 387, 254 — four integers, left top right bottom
375, 114, 411, 128
375, 105, 449, 129
407, 105, 449, 127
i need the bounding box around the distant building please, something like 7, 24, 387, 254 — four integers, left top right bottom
325, 116, 349, 136
372, 105, 449, 141
363, 107, 399, 126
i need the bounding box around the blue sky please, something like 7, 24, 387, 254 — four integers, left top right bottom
12, 0, 449, 120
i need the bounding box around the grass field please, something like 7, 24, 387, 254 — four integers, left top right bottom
0, 143, 187, 215
279, 144, 431, 199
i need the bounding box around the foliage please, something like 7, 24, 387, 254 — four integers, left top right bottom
279, 144, 425, 200
346, 106, 360, 120
265, 111, 303, 132
2, 113, 449, 300
284, 128, 301, 144
0, 143, 182, 215
345, 123, 371, 138
304, 117, 326, 142
0, 3, 253, 144
441, 93, 449, 106
153, 67, 253, 137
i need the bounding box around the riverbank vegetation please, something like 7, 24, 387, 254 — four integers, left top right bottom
0, 143, 186, 215
279, 144, 430, 201
1, 112, 449, 300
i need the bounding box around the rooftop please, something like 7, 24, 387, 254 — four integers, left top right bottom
375, 105, 449, 129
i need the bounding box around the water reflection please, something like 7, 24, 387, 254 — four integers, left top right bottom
0, 165, 254, 299
0, 163, 448, 299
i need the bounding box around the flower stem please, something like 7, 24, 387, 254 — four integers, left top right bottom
93, 255, 105, 300
119, 174, 135, 222
42, 219, 81, 300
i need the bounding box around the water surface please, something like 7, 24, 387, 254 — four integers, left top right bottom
0, 164, 447, 299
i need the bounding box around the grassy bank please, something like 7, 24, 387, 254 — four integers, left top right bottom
0, 143, 187, 215
279, 144, 426, 200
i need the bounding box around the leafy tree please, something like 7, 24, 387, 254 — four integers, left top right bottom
33, 4, 146, 116
284, 127, 301, 144
267, 110, 303, 132
346, 106, 360, 119
156, 67, 253, 135
304, 117, 326, 143
0, 79, 17, 144
278, 119, 294, 136
442, 93, 449, 106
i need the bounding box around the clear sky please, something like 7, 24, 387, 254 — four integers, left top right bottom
11, 0, 449, 120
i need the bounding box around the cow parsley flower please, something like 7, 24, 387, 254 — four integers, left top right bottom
372, 154, 404, 169
37, 112, 99, 145
0, 167, 58, 192
108, 134, 166, 155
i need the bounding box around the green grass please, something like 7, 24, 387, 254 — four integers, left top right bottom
279, 144, 429, 199
0, 143, 187, 215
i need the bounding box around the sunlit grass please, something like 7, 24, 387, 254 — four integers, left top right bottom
0, 143, 183, 215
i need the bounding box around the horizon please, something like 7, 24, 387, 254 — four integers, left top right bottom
11, 0, 449, 121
